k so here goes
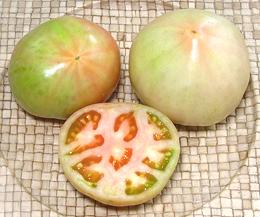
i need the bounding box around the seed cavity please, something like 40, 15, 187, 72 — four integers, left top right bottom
125, 171, 157, 195
147, 112, 171, 140
66, 110, 101, 144
72, 155, 103, 187
142, 149, 174, 171
109, 148, 133, 171
68, 134, 104, 155
114, 111, 138, 142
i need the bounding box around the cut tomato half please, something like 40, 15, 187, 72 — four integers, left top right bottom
59, 103, 180, 206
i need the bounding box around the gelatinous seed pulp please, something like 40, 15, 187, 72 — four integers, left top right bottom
109, 148, 133, 170
72, 155, 103, 187
114, 111, 138, 142
66, 110, 101, 144
125, 172, 157, 195
147, 112, 171, 140
142, 149, 174, 170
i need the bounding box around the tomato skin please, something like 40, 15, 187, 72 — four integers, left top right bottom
130, 9, 250, 126
8, 16, 120, 120
59, 103, 180, 206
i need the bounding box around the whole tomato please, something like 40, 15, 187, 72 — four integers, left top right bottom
130, 9, 250, 126
9, 16, 120, 120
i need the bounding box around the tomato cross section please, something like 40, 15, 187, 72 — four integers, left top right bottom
59, 103, 180, 206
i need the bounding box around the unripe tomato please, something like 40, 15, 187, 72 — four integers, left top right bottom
130, 9, 250, 126
9, 16, 120, 120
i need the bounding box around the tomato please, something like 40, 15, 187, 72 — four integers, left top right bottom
59, 103, 180, 206
8, 16, 120, 120
129, 9, 250, 126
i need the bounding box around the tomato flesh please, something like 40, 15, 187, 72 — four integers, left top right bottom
59, 103, 180, 206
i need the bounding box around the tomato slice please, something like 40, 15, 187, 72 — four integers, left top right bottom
59, 103, 180, 206
142, 148, 174, 171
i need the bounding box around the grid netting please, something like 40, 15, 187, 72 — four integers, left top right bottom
0, 0, 259, 217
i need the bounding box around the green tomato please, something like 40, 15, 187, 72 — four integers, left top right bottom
9, 16, 120, 120
130, 9, 250, 126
